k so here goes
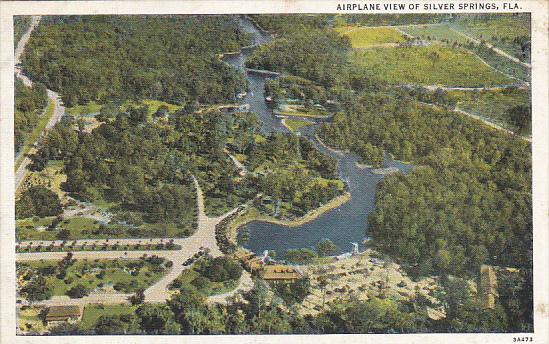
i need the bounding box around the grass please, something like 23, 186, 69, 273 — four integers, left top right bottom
120, 99, 182, 120
169, 268, 238, 296
79, 304, 138, 330
15, 99, 54, 170
283, 119, 314, 132
18, 306, 48, 334
452, 14, 530, 62
351, 44, 513, 87
399, 24, 471, 45
447, 88, 530, 132
18, 258, 169, 298
335, 26, 406, 48
399, 23, 530, 82
66, 101, 102, 117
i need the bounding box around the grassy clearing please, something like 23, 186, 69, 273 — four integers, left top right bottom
66, 101, 102, 117
79, 304, 138, 330
18, 306, 48, 334
18, 258, 169, 298
399, 24, 471, 45
15, 99, 54, 170
169, 267, 238, 296
283, 119, 314, 132
351, 44, 513, 87
120, 99, 182, 120
275, 103, 331, 119
335, 26, 406, 48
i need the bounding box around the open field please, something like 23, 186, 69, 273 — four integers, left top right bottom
18, 258, 170, 298
351, 44, 513, 87
399, 24, 471, 45
452, 14, 530, 63
335, 26, 406, 48
282, 118, 314, 132
399, 24, 530, 82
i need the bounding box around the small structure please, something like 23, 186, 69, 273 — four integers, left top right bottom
260, 265, 302, 283
45, 305, 82, 323
479, 264, 498, 309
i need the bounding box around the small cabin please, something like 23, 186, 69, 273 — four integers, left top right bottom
479, 265, 498, 309
45, 305, 82, 323
260, 265, 302, 283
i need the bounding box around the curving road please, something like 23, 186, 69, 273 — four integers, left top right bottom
17, 176, 244, 304
15, 16, 66, 190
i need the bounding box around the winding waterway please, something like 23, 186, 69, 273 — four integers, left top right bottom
225, 17, 412, 256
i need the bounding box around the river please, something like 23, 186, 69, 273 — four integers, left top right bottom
224, 17, 412, 257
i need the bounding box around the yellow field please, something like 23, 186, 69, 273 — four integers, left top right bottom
336, 26, 407, 48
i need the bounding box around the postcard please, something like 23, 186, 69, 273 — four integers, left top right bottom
0, 1, 547, 343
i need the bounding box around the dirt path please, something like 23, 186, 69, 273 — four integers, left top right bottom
448, 26, 531, 68
227, 152, 248, 176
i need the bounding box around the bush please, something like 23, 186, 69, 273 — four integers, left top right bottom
66, 284, 90, 298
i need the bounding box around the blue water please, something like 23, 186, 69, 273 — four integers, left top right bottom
226, 17, 413, 256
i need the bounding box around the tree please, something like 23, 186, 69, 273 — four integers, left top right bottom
167, 288, 207, 334
130, 288, 145, 305
507, 104, 531, 134
94, 315, 126, 334
16, 186, 63, 219
316, 239, 338, 256
66, 284, 90, 298
136, 303, 179, 334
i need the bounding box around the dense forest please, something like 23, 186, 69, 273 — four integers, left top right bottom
246, 27, 351, 87
15, 78, 48, 154
21, 15, 251, 107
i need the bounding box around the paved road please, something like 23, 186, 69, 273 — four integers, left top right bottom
15, 16, 66, 190
17, 177, 243, 304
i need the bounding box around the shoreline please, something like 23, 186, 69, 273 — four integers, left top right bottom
228, 191, 352, 242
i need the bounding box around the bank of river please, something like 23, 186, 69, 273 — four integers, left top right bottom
226, 17, 413, 257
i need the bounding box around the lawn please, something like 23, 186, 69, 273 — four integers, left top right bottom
15, 99, 54, 170
351, 44, 514, 87
335, 26, 406, 48
79, 304, 138, 331
168, 268, 238, 296
66, 101, 102, 117
447, 88, 530, 132
18, 258, 170, 298
283, 119, 314, 132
